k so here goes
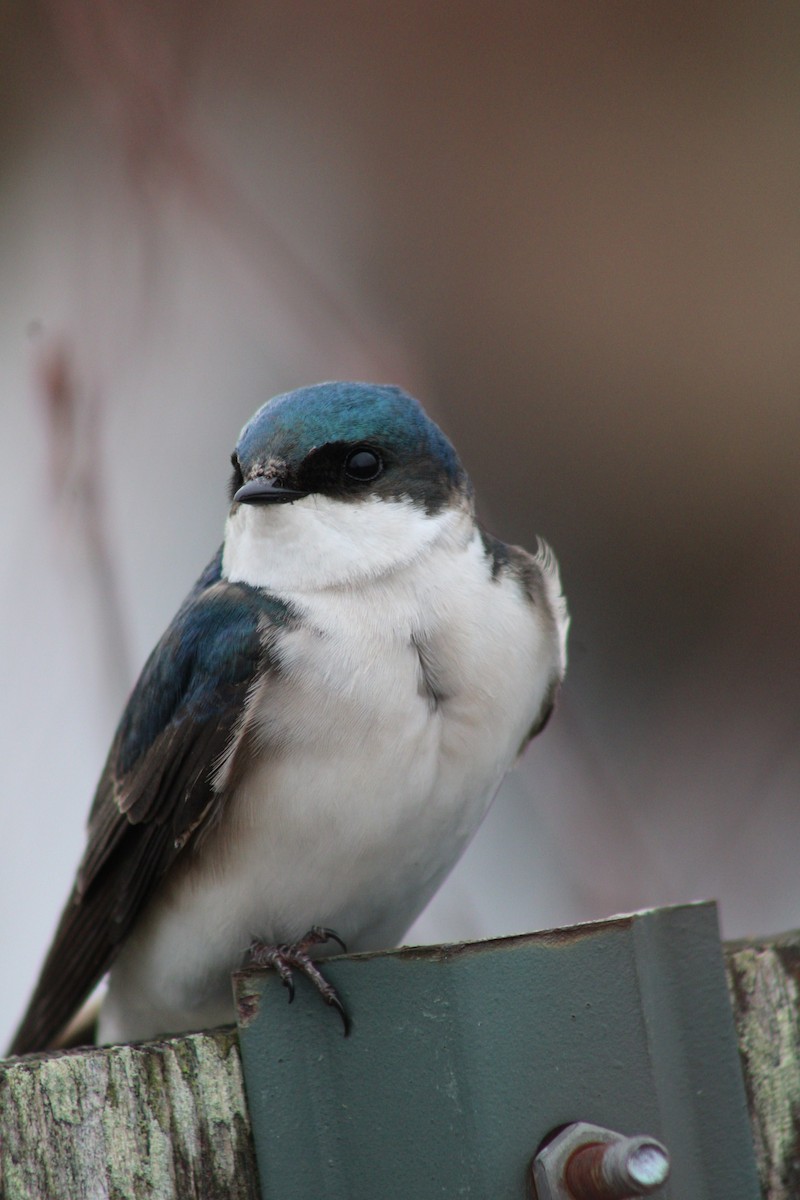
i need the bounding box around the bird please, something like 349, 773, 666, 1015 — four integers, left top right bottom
8, 381, 568, 1055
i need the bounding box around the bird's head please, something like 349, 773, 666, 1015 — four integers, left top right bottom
222, 382, 473, 591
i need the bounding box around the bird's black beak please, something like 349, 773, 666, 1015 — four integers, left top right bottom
234, 477, 309, 505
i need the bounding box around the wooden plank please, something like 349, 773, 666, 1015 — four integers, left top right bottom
0, 1027, 257, 1200
725, 932, 800, 1200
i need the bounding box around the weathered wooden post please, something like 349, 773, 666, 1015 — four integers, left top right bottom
0, 1028, 257, 1200
725, 929, 800, 1198
2, 903, 799, 1199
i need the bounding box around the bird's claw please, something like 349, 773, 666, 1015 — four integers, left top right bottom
304, 925, 348, 954
247, 927, 350, 1035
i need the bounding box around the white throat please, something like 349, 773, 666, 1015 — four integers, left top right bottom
222, 494, 469, 592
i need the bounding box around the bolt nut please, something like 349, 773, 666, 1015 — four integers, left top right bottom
532, 1122, 670, 1200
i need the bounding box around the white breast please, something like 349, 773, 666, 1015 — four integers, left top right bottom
99, 500, 565, 1043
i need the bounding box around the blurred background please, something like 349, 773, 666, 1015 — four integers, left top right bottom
2, 1, 799, 1046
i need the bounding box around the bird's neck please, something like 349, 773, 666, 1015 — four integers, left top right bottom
222, 494, 473, 595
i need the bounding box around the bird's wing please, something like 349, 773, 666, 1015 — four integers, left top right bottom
8, 556, 295, 1056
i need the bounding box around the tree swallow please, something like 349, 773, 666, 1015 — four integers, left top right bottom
9, 381, 568, 1053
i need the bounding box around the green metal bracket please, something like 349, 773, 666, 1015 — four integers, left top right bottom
234, 901, 759, 1199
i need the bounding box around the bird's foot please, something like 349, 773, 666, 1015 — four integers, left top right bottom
247, 926, 350, 1035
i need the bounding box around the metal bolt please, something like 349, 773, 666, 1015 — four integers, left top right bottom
532, 1122, 671, 1200
565, 1135, 670, 1199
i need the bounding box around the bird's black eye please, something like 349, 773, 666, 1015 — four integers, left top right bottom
344, 447, 383, 482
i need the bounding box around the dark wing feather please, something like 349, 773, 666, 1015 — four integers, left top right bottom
8, 555, 294, 1056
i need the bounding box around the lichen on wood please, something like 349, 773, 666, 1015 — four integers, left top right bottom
0, 1026, 258, 1200
725, 933, 800, 1200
